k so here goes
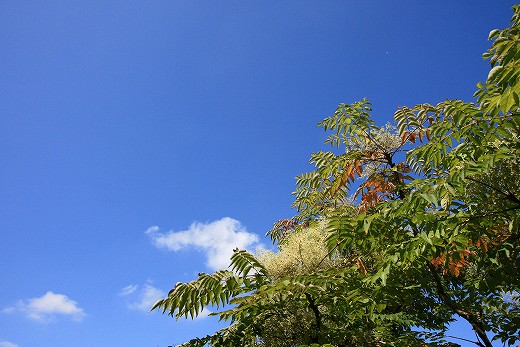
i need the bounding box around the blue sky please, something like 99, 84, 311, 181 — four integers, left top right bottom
0, 1, 515, 346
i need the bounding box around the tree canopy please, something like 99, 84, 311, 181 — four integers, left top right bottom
153, 6, 520, 347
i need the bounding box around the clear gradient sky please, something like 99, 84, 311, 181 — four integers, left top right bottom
0, 1, 516, 346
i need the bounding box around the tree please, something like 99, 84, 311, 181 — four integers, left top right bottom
153, 6, 520, 347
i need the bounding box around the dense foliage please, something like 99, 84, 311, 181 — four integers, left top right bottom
153, 6, 520, 347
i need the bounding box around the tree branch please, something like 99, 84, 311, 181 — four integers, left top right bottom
305, 293, 322, 343
426, 262, 493, 347
466, 176, 520, 205
445, 334, 482, 346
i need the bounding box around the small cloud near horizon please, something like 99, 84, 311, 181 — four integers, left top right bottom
0, 340, 19, 347
119, 281, 212, 319
3, 291, 85, 323
119, 284, 138, 296
120, 282, 164, 312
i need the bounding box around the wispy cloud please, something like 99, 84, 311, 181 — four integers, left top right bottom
3, 291, 85, 323
120, 281, 213, 319
195, 308, 212, 319
119, 284, 138, 296
146, 217, 260, 271
0, 340, 19, 347
120, 282, 164, 312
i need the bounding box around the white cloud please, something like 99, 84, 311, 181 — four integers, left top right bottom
0, 340, 19, 347
147, 217, 260, 271
122, 282, 165, 312
120, 282, 213, 319
1, 307, 15, 314
4, 291, 85, 323
119, 284, 138, 296
145, 225, 160, 234
195, 308, 212, 319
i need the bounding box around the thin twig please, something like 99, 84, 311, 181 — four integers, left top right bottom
466, 176, 520, 205
445, 335, 481, 346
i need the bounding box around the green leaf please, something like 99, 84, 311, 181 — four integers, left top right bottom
488, 29, 500, 40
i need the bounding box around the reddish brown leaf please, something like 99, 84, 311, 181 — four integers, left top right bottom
356, 257, 368, 275
401, 131, 409, 144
